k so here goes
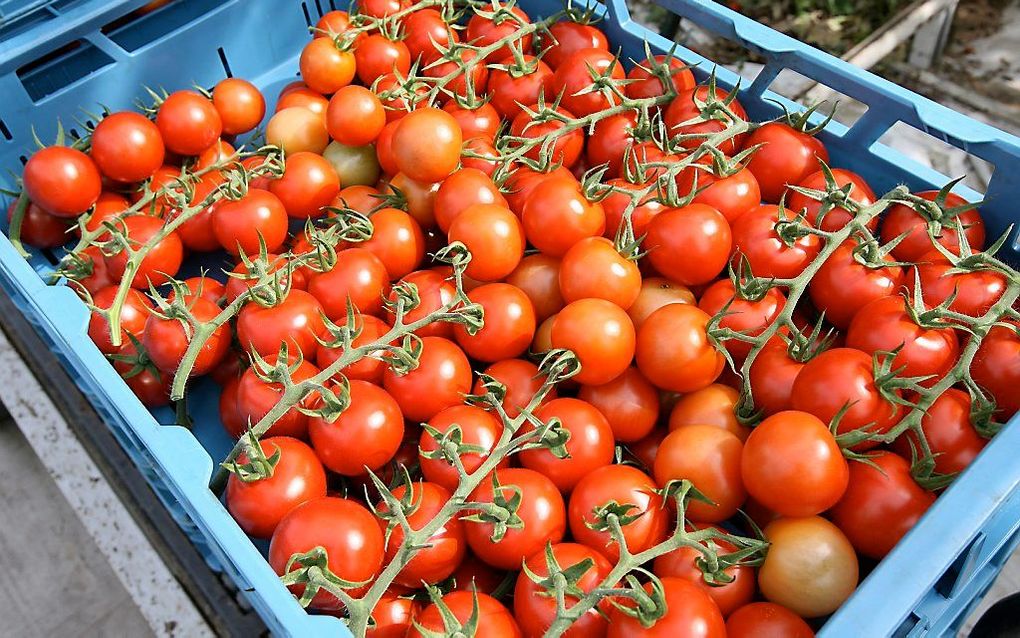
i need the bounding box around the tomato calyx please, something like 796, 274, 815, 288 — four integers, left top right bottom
222, 430, 283, 482
770, 97, 838, 136
412, 585, 484, 638
461, 474, 525, 543
607, 574, 668, 628
280, 545, 368, 608
787, 160, 872, 229
520, 542, 596, 599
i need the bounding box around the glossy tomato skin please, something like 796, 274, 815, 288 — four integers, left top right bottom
308, 380, 404, 476
448, 204, 525, 282
627, 277, 695, 329
725, 602, 815, 638
578, 366, 659, 442
269, 151, 340, 219
510, 106, 585, 169
90, 112, 165, 183
475, 360, 557, 420
515, 542, 613, 638
392, 107, 462, 183
103, 216, 184, 289
758, 516, 858, 618
668, 383, 749, 442
308, 247, 389, 319
559, 237, 642, 309
466, 4, 533, 61
212, 78, 265, 135
687, 165, 762, 224
636, 304, 725, 393
551, 298, 636, 386
654, 425, 746, 523
743, 123, 829, 203
653, 527, 756, 617
156, 90, 222, 156
792, 348, 903, 449
366, 592, 422, 638
830, 451, 934, 559
540, 21, 608, 69
731, 204, 821, 279
434, 168, 507, 233
698, 279, 786, 362
236, 289, 326, 359
881, 191, 985, 261
971, 324, 1020, 418
88, 286, 154, 354
893, 388, 986, 475
553, 48, 626, 117
8, 200, 73, 248
316, 313, 391, 383
914, 249, 1006, 317
361, 207, 426, 280
376, 481, 466, 587
747, 342, 806, 417
269, 497, 385, 608
846, 295, 960, 386
143, 296, 230, 377
408, 591, 521, 638
645, 204, 732, 286
212, 188, 288, 256
522, 398, 616, 492
741, 411, 848, 517
464, 468, 566, 571
24, 146, 102, 217
383, 336, 472, 422
299, 37, 355, 94
808, 241, 905, 329
505, 253, 565, 322
487, 55, 555, 120
326, 85, 385, 146
386, 269, 455, 338
403, 9, 457, 64
354, 35, 410, 85
786, 169, 876, 232
522, 178, 605, 257
664, 86, 748, 155
237, 357, 320, 439
607, 577, 726, 638
453, 283, 536, 362
225, 437, 327, 538
587, 113, 637, 179
420, 405, 508, 492
569, 464, 669, 562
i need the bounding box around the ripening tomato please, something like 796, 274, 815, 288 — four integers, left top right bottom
447, 204, 525, 282
309, 380, 404, 476
608, 577, 726, 638
466, 3, 533, 61
636, 304, 724, 393
505, 254, 564, 321
326, 85, 386, 146
914, 249, 1006, 317
392, 107, 462, 183
741, 410, 848, 517
786, 169, 876, 232
103, 215, 184, 288
743, 122, 829, 203
383, 336, 472, 422
669, 383, 749, 442
510, 106, 585, 168
726, 602, 815, 638
423, 49, 489, 103
212, 78, 265, 135
971, 324, 1020, 418
266, 106, 330, 154
143, 296, 229, 377
893, 388, 986, 475
586, 113, 638, 179
881, 191, 986, 261
376, 73, 429, 123
599, 178, 667, 239
578, 366, 659, 442
362, 207, 426, 279
7, 200, 73, 248
213, 188, 289, 256
569, 464, 669, 562
112, 342, 172, 407
354, 34, 411, 85
792, 348, 903, 449
809, 240, 905, 329
758, 516, 858, 618
553, 48, 625, 117
653, 526, 756, 617
269, 497, 384, 607
645, 204, 732, 286
299, 37, 355, 94
156, 90, 222, 156
88, 287, 154, 354
464, 468, 566, 571
275, 87, 328, 122
627, 277, 695, 329
655, 425, 746, 522
420, 405, 508, 492
435, 168, 507, 233
522, 178, 606, 257
846, 295, 960, 385
487, 56, 555, 120
521, 398, 615, 492
408, 591, 521, 638
453, 283, 536, 362
515, 542, 613, 638
269, 151, 340, 219
377, 481, 467, 587
747, 342, 808, 417
23, 146, 102, 217
559, 237, 641, 309
193, 139, 234, 171
226, 437, 327, 538
539, 20, 608, 69
731, 204, 821, 279
308, 247, 389, 319
475, 359, 557, 418
403, 9, 458, 64
367, 592, 422, 638
236, 356, 320, 439
90, 112, 165, 183
664, 86, 748, 155
551, 298, 635, 386
236, 289, 326, 358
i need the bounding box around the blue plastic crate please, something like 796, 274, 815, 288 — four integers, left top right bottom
0, 0, 1018, 636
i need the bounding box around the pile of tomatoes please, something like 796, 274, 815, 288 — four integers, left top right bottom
6, 0, 1020, 636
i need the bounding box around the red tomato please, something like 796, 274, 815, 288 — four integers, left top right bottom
654, 424, 746, 522
275, 88, 328, 122
88, 287, 153, 354
809, 240, 905, 329
514, 543, 613, 638
392, 107, 462, 183
376, 481, 466, 587
664, 86, 748, 155
375, 73, 428, 123
608, 577, 726, 638
447, 204, 525, 282
403, 9, 459, 64
7, 200, 73, 248
553, 48, 625, 116
487, 56, 555, 120
464, 468, 566, 570
194, 139, 235, 171
653, 527, 756, 617
521, 398, 615, 492
587, 113, 638, 179
90, 112, 164, 183
308, 380, 403, 476
226, 437, 327, 538
453, 283, 536, 362
522, 178, 606, 257
269, 497, 384, 608
112, 342, 172, 407
213, 188, 288, 256
627, 55, 697, 101
627, 277, 696, 329
212, 78, 265, 135
385, 269, 455, 338
354, 34, 411, 86
300, 37, 355, 94
103, 215, 184, 288
645, 204, 732, 286
23, 146, 102, 217
731, 204, 821, 279
420, 404, 508, 493
636, 304, 724, 393
698, 279, 786, 362
726, 602, 815, 638
569, 464, 669, 562
539, 21, 608, 69
361, 207, 426, 279
743, 122, 829, 203
408, 591, 521, 638
68, 244, 112, 294
422, 49, 489, 104
156, 90, 222, 156
971, 324, 1020, 418
684, 164, 762, 224
434, 168, 507, 233
366, 592, 421, 638
225, 253, 307, 303
786, 169, 876, 232
442, 101, 500, 142
559, 237, 642, 309
307, 247, 389, 319
237, 356, 320, 439
881, 191, 985, 261
383, 336, 472, 422
466, 3, 533, 61
359, 0, 408, 18
236, 289, 326, 358
219, 376, 245, 438
791, 348, 903, 449
551, 298, 635, 385
505, 254, 564, 321
474, 358, 557, 418
269, 151, 340, 219
668, 383, 749, 442
326, 85, 385, 146
316, 313, 392, 383
578, 366, 659, 442
741, 410, 848, 517
462, 136, 501, 176
143, 296, 229, 376
600, 179, 667, 240
747, 342, 807, 417
914, 249, 1006, 317
510, 106, 585, 169
893, 388, 986, 475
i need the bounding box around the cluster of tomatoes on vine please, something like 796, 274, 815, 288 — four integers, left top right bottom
6, 0, 1020, 636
